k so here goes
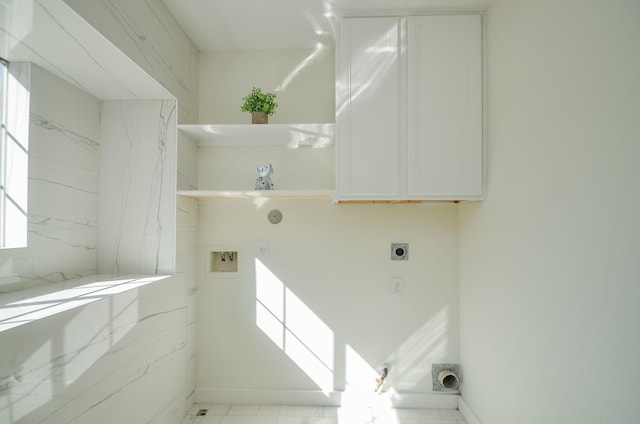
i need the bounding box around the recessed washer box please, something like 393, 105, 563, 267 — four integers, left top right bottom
206, 247, 240, 275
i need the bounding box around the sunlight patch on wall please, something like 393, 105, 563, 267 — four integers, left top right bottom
335, 26, 398, 119
275, 44, 329, 93
62, 292, 138, 385
345, 344, 377, 392
5, 340, 51, 422
384, 306, 450, 391
255, 258, 334, 394
0, 276, 167, 333
0, 275, 170, 421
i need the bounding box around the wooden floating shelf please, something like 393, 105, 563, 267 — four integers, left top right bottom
335, 199, 460, 204
177, 190, 463, 203
177, 190, 334, 199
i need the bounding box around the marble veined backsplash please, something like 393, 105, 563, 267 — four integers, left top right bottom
98, 99, 177, 276
0, 65, 100, 292
0, 66, 177, 292
0, 274, 187, 424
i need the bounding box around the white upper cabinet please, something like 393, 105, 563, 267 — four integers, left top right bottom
336, 15, 483, 202
407, 15, 483, 198
336, 17, 401, 198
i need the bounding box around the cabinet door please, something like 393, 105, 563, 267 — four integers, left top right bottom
407, 15, 483, 198
336, 18, 400, 197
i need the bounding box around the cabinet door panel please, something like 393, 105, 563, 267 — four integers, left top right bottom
337, 18, 400, 196
407, 15, 482, 197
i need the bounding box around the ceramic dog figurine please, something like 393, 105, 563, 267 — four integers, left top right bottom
255, 164, 274, 190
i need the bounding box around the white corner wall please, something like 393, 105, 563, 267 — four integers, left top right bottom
197, 200, 459, 401
459, 0, 640, 423
199, 49, 335, 124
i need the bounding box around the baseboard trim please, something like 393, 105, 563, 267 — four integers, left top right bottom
458, 396, 482, 424
196, 388, 459, 409
196, 388, 342, 406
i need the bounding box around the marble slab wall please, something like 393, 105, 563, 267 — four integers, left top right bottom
176, 195, 198, 407
0, 274, 187, 424
177, 131, 198, 191
0, 65, 100, 293
176, 125, 198, 407
62, 0, 199, 124
98, 100, 177, 276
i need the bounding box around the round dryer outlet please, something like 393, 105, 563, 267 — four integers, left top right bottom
268, 209, 283, 224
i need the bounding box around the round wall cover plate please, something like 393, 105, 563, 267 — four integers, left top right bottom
268, 209, 283, 224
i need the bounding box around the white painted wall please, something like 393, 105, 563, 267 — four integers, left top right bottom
199, 49, 335, 124
197, 199, 459, 399
459, 0, 640, 423
194, 25, 457, 404
197, 145, 334, 191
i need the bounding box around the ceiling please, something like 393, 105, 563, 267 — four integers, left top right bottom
162, 0, 490, 51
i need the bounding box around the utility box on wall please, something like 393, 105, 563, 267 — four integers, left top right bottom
208, 250, 239, 274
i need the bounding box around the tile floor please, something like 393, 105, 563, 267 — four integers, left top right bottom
180, 403, 468, 424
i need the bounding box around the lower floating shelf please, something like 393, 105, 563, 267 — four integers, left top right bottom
177, 190, 334, 200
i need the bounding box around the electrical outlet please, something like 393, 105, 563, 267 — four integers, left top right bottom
391, 277, 404, 296
256, 240, 269, 258
391, 243, 408, 260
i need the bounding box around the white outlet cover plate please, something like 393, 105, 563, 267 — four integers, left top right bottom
256, 240, 269, 258
391, 277, 404, 296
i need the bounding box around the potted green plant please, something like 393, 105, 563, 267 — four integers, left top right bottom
240, 87, 278, 124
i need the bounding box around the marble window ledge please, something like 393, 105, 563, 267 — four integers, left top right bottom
0, 274, 172, 333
